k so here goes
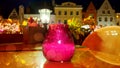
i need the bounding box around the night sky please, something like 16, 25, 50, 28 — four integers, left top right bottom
0, 0, 120, 18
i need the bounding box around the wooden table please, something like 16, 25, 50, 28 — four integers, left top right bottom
0, 43, 120, 68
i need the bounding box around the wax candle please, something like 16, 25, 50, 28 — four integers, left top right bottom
42, 23, 75, 61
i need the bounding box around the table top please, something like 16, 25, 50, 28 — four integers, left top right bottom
0, 44, 120, 68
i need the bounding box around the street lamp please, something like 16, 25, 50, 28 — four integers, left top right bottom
39, 9, 52, 31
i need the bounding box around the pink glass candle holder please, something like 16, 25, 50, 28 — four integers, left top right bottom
42, 23, 75, 62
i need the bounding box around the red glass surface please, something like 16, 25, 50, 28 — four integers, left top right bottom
42, 24, 75, 61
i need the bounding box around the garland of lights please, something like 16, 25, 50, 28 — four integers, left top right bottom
0, 19, 20, 34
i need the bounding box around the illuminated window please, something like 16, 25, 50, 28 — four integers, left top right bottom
108, 10, 110, 14
64, 20, 67, 24
117, 22, 119, 25
110, 17, 113, 21
99, 17, 102, 21
102, 11, 105, 14
105, 17, 107, 22
70, 11, 73, 15
76, 11, 79, 15
64, 11, 67, 15
58, 11, 61, 15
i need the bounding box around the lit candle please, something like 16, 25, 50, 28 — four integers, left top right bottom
42, 23, 75, 62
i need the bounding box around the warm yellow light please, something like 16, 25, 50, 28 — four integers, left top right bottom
8, 18, 12, 23
22, 20, 27, 26
39, 9, 52, 23
116, 15, 119, 18
67, 19, 71, 23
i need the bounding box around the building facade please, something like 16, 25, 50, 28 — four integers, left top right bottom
97, 0, 116, 27
54, 2, 82, 24
116, 13, 120, 26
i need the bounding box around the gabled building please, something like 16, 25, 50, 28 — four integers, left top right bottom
54, 2, 82, 24
82, 2, 97, 25
97, 0, 116, 27
8, 9, 19, 19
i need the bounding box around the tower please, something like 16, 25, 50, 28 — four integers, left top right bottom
83, 1, 97, 25
52, 0, 55, 6
19, 5, 24, 26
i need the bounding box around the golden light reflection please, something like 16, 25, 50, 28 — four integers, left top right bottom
106, 30, 118, 36
0, 48, 120, 68
82, 26, 120, 67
